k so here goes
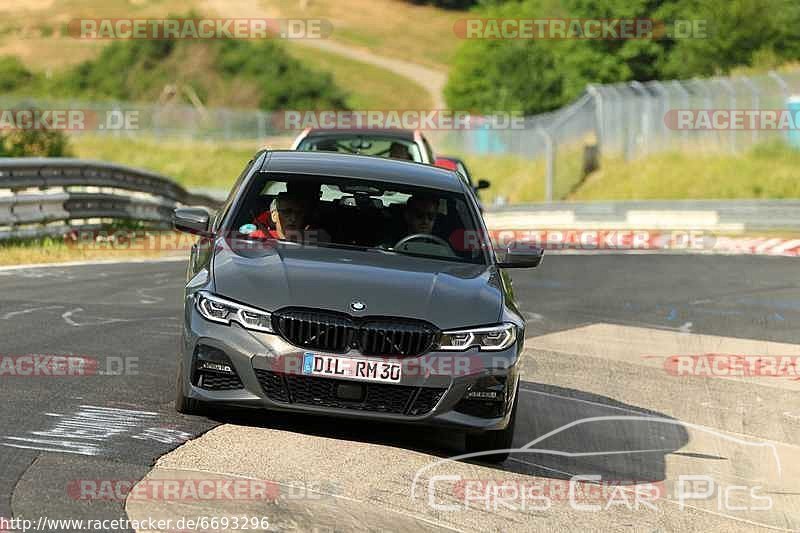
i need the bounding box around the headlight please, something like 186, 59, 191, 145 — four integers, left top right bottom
195, 291, 273, 333
438, 323, 517, 351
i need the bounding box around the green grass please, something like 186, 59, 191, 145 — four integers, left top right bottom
434, 141, 800, 204
70, 135, 554, 203
285, 45, 433, 110
0, 234, 177, 266
70, 136, 800, 204
460, 153, 546, 204
443, 148, 584, 204
571, 142, 800, 201
70, 135, 269, 189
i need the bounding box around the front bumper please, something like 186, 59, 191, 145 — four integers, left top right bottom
180, 303, 521, 431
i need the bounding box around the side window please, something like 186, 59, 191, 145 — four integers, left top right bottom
213, 155, 258, 232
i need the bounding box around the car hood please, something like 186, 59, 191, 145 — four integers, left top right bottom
211, 239, 503, 330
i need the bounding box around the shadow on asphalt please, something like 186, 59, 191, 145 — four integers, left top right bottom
204, 380, 688, 484
505, 382, 690, 483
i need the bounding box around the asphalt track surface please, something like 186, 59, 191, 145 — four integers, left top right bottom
0, 254, 798, 532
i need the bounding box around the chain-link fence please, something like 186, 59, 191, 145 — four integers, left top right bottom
590, 70, 800, 159
432, 69, 800, 202
1, 69, 799, 202
0, 96, 294, 142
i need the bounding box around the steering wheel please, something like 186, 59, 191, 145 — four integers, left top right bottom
333, 142, 358, 154
394, 233, 452, 250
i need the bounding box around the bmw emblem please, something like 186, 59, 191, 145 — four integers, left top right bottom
350, 300, 366, 312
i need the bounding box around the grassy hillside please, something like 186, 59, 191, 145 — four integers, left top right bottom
0, 36, 349, 111
571, 143, 800, 201
262, 0, 463, 68
0, 0, 463, 70
284, 45, 433, 110
0, 0, 454, 110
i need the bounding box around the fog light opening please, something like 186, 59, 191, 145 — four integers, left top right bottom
455, 376, 509, 418
192, 345, 243, 390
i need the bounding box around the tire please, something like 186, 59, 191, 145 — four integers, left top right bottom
175, 358, 204, 415
464, 386, 518, 463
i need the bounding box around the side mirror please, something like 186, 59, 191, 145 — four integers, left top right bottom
496, 242, 543, 268
475, 179, 491, 190
174, 207, 212, 237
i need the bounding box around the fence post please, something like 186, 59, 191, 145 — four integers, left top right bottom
647, 80, 669, 148
689, 79, 714, 152
257, 112, 267, 140
717, 78, 737, 153
224, 110, 232, 141
739, 77, 760, 146
586, 84, 603, 156
768, 70, 788, 100
671, 81, 690, 147
537, 127, 554, 202
605, 85, 624, 155
629, 81, 651, 156
621, 84, 638, 159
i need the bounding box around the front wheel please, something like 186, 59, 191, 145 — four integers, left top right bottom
464, 386, 518, 463
175, 358, 204, 415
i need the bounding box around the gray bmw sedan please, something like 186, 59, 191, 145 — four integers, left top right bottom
173, 150, 541, 462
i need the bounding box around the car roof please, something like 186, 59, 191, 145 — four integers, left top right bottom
302, 128, 416, 141
259, 150, 464, 192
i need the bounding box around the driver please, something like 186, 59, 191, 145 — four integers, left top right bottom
381, 194, 450, 252
404, 195, 439, 235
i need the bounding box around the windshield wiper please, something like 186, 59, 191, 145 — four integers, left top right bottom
314, 242, 389, 254
385, 247, 481, 264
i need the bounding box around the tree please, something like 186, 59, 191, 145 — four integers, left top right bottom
444, 0, 800, 114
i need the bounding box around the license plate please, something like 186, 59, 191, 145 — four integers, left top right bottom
302, 352, 401, 383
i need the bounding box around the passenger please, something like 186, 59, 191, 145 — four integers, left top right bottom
388, 142, 413, 161
250, 192, 328, 243
287, 181, 323, 228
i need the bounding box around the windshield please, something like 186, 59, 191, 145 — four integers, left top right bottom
229, 172, 487, 264
297, 135, 423, 163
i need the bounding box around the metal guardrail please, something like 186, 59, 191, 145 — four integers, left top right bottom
485, 200, 800, 232
0, 158, 220, 240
